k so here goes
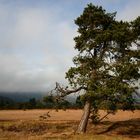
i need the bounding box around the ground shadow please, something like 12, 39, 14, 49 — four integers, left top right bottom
98, 118, 140, 138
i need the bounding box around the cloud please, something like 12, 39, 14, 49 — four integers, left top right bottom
0, 53, 69, 92
0, 1, 76, 92
117, 0, 140, 21
14, 8, 46, 46
0, 0, 139, 92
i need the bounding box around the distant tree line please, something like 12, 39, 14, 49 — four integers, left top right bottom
0, 95, 139, 110
0, 95, 83, 110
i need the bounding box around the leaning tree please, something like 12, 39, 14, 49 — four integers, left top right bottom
54, 4, 140, 133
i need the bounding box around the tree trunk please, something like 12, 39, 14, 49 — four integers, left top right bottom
76, 101, 91, 133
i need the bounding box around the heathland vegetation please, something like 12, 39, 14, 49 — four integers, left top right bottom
54, 3, 140, 133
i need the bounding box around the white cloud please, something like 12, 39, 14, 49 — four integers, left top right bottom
13, 8, 47, 47
0, 53, 66, 92
1, 0, 139, 92
117, 0, 140, 21
0, 2, 76, 92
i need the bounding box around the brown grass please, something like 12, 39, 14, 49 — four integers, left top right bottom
0, 109, 140, 140
0, 109, 139, 121
0, 109, 82, 121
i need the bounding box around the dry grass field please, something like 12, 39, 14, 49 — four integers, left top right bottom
0, 109, 140, 140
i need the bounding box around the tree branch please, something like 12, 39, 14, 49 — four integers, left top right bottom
55, 82, 87, 97
134, 90, 140, 98
134, 41, 140, 47
98, 112, 111, 122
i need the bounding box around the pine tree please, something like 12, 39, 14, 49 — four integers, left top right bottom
55, 3, 140, 133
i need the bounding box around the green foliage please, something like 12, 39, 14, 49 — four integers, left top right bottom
66, 3, 140, 117
0, 95, 86, 110
75, 95, 84, 108
43, 95, 72, 109
0, 96, 16, 109
43, 95, 55, 108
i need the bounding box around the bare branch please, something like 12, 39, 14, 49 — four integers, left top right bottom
98, 112, 111, 122
55, 82, 87, 97
134, 41, 140, 47
134, 90, 140, 97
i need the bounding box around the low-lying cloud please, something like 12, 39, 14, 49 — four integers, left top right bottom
0, 0, 139, 92
0, 1, 76, 92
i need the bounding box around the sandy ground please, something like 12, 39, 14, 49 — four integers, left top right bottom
0, 109, 139, 122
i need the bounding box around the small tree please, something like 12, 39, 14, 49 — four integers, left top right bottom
55, 3, 140, 133
43, 95, 55, 108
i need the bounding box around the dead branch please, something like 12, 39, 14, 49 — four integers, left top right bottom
134, 90, 140, 97
98, 112, 111, 122
55, 82, 87, 97
134, 41, 140, 47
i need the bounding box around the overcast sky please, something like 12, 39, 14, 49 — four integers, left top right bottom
0, 0, 140, 92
